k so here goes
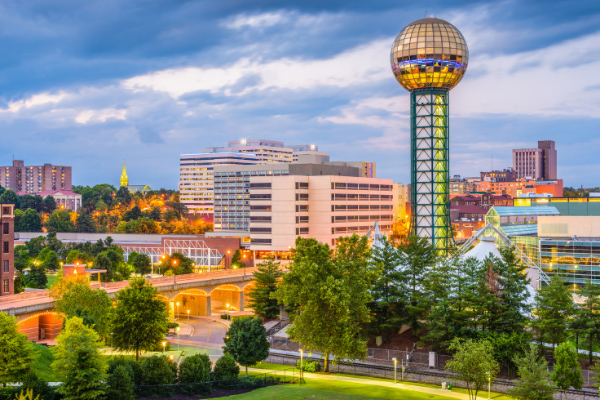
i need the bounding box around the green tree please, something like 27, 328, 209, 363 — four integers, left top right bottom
140, 355, 175, 397
14, 272, 25, 294
508, 344, 555, 400
0, 313, 37, 386
397, 235, 438, 333
107, 356, 143, 386
18, 371, 55, 400
122, 205, 141, 222
275, 235, 377, 372
419, 300, 456, 352
45, 209, 75, 233
51, 277, 113, 338
578, 280, 600, 364
17, 209, 42, 232
112, 277, 169, 361
75, 212, 96, 233
213, 353, 239, 381
533, 275, 575, 348
496, 248, 532, 332
52, 317, 107, 400
368, 238, 405, 341
14, 247, 31, 273
444, 338, 499, 400
0, 189, 18, 204
178, 354, 212, 395
41, 250, 60, 272
159, 252, 194, 275
223, 317, 270, 375
94, 252, 113, 281
551, 342, 583, 400
42, 196, 57, 214
247, 258, 283, 320
106, 364, 134, 400
25, 265, 47, 289
128, 251, 152, 276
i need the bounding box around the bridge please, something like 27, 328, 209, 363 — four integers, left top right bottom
0, 267, 260, 342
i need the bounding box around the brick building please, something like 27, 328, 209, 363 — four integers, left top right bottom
0, 160, 72, 194
0, 204, 14, 295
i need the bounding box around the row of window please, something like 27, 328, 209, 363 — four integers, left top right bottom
332, 225, 391, 233
332, 204, 392, 211
333, 215, 393, 222
332, 183, 393, 191
332, 194, 393, 200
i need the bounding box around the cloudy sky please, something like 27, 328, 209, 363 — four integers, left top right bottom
0, 0, 598, 189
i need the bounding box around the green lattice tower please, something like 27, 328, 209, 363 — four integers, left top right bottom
410, 88, 454, 254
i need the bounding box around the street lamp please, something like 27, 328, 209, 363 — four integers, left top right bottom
487, 371, 491, 400
392, 357, 397, 383
226, 250, 231, 269
176, 302, 180, 321
187, 309, 190, 326
162, 341, 166, 355
226, 303, 230, 321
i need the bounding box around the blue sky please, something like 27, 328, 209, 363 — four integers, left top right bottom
0, 0, 599, 189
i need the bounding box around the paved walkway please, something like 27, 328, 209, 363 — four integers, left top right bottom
249, 367, 496, 400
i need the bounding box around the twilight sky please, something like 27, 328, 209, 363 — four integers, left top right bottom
0, 0, 598, 189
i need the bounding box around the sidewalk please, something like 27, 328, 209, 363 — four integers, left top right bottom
249, 367, 496, 400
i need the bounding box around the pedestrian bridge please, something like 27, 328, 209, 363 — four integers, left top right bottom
0, 267, 262, 341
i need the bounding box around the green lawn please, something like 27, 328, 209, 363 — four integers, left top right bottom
32, 344, 62, 382
45, 274, 59, 288
215, 379, 454, 400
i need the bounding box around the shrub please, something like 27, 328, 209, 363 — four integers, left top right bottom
108, 356, 143, 385
296, 359, 320, 372
106, 365, 135, 400
196, 353, 212, 374
16, 371, 55, 400
220, 314, 228, 320
231, 315, 254, 323
178, 354, 212, 395
140, 355, 175, 397
213, 353, 240, 383
150, 341, 171, 352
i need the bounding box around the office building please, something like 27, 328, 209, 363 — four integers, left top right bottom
0, 204, 14, 296
0, 160, 72, 194
246, 173, 394, 251
480, 168, 517, 182
513, 140, 557, 180
393, 183, 409, 221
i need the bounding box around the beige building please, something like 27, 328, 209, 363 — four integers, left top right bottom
247, 174, 393, 251
393, 183, 409, 221
38, 190, 82, 212
2, 160, 72, 194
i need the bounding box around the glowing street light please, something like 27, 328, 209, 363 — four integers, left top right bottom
187, 309, 190, 326
162, 341, 166, 355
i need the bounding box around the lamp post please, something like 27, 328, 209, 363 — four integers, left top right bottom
226, 303, 230, 321
300, 349, 303, 382
187, 309, 190, 326
162, 341, 166, 355
176, 302, 180, 321
392, 357, 397, 383
176, 327, 180, 352
487, 371, 491, 400
226, 250, 231, 269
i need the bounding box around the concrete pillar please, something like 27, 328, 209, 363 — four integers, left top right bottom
239, 291, 244, 312
206, 295, 212, 316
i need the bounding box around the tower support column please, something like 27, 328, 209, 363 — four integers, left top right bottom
410, 88, 453, 253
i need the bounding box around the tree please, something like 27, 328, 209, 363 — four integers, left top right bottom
247, 258, 283, 320
111, 277, 170, 361
223, 317, 270, 375
578, 280, 600, 364
368, 238, 405, 341
17, 209, 42, 232
0, 312, 37, 386
75, 212, 96, 233
397, 235, 438, 333
41, 250, 60, 272
14, 272, 25, 294
213, 353, 239, 381
509, 344, 555, 400
179, 354, 212, 395
140, 355, 175, 398
45, 209, 75, 233
551, 342, 583, 400
25, 265, 48, 289
19, 371, 56, 400
52, 317, 107, 400
106, 365, 135, 400
495, 248, 532, 333
94, 252, 113, 281
532, 274, 575, 348
128, 251, 152, 276
14, 246, 31, 273
0, 189, 18, 204
42, 196, 57, 214
275, 235, 377, 372
159, 252, 194, 275
444, 338, 499, 400
419, 300, 456, 352
51, 276, 113, 338
122, 205, 142, 222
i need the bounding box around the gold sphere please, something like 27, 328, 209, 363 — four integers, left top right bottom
390, 17, 469, 91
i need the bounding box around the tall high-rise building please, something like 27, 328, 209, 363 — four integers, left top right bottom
513, 140, 557, 180
0, 160, 72, 194
390, 17, 469, 253
0, 204, 14, 296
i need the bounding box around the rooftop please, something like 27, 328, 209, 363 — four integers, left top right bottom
489, 206, 560, 217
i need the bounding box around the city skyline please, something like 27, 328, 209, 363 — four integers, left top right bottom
0, 1, 598, 188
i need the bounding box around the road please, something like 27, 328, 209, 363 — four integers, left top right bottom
185, 316, 228, 346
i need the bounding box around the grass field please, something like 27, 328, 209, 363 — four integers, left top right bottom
46, 274, 59, 288
215, 379, 455, 400
32, 344, 62, 382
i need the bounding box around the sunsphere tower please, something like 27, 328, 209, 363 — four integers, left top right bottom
390, 17, 469, 253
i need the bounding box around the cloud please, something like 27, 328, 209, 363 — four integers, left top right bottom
75, 108, 127, 124
2, 92, 67, 113
224, 11, 289, 29
121, 38, 391, 98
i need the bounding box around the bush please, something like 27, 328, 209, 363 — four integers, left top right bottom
196, 353, 212, 374
108, 356, 143, 385
213, 353, 240, 384
106, 365, 135, 400
178, 354, 212, 395
231, 315, 254, 323
150, 340, 171, 352
140, 355, 175, 398
17, 371, 56, 400
296, 359, 320, 372
220, 314, 228, 320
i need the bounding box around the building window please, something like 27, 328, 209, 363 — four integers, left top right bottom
2, 207, 8, 215
3, 279, 7, 293
296, 193, 309, 201
249, 183, 271, 189
250, 227, 271, 233
2, 223, 7, 235
3, 242, 8, 254
2, 260, 7, 272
